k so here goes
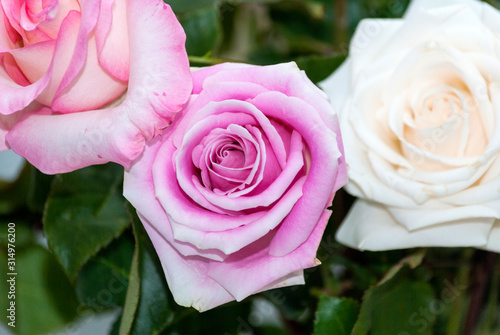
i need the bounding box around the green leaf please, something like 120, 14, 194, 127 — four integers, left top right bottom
43, 163, 130, 281
0, 222, 33, 249
162, 301, 253, 335
295, 54, 346, 84
26, 165, 54, 214
0, 163, 29, 215
76, 231, 134, 309
180, 6, 222, 57
165, 0, 216, 14
379, 248, 427, 285
0, 245, 78, 335
119, 247, 140, 335
120, 206, 174, 335
352, 268, 436, 335
262, 284, 311, 320
165, 0, 279, 14
313, 296, 360, 335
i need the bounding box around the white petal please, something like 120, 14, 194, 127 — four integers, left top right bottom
336, 199, 494, 251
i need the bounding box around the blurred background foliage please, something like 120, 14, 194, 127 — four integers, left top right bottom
170, 0, 411, 83
0, 0, 499, 334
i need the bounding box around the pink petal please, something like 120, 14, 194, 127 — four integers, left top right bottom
3, 53, 30, 86
0, 51, 51, 115
124, 0, 192, 128
202, 124, 265, 196
191, 63, 253, 94
176, 100, 300, 211
9, 38, 54, 84
170, 176, 307, 255
95, 0, 129, 81
53, 0, 99, 97
175, 110, 259, 211
1, 0, 26, 44
153, 134, 269, 232
142, 218, 234, 312
193, 128, 305, 211
6, 1, 192, 173
248, 92, 345, 256
123, 134, 227, 262
35, 0, 81, 40
202, 62, 339, 130
6, 104, 142, 173
0, 114, 9, 149
172, 82, 269, 147
50, 32, 127, 112
208, 209, 330, 301
0, 107, 26, 149
51, 0, 128, 112
186, 123, 304, 211
26, 9, 79, 107
0, 5, 20, 50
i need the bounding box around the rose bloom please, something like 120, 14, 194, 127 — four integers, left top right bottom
321, 0, 500, 252
124, 62, 347, 311
0, 0, 191, 174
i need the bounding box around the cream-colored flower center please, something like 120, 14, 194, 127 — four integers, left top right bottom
402, 82, 488, 171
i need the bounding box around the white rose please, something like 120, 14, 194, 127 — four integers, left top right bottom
321, 0, 500, 251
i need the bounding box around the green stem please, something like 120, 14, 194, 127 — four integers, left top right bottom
476, 254, 500, 334
447, 248, 474, 335
334, 0, 348, 53
463, 251, 496, 335
188, 55, 243, 66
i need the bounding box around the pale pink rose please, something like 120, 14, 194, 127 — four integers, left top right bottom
321, 0, 500, 252
124, 62, 347, 311
0, 0, 192, 173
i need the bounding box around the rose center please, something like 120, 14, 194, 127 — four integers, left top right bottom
401, 82, 488, 171
417, 85, 463, 128
215, 143, 246, 169
8, 0, 81, 46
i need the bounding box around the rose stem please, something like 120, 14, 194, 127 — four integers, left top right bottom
463, 250, 497, 335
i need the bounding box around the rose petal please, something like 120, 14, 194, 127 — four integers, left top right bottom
153, 134, 268, 232
7, 1, 192, 173
486, 220, 500, 252
0, 117, 7, 149
176, 101, 301, 212
388, 202, 500, 231
208, 209, 329, 301
142, 218, 234, 312
318, 59, 352, 112
173, 81, 270, 149
1, 0, 27, 43
193, 130, 304, 210
6, 104, 143, 173
0, 5, 20, 50
0, 42, 52, 114
124, 0, 192, 127
247, 92, 343, 256
175, 111, 259, 213
95, 0, 129, 81
32, 0, 81, 40
337, 199, 495, 250
124, 134, 227, 261
202, 62, 340, 130
191, 63, 253, 95
51, 0, 128, 112
170, 176, 306, 255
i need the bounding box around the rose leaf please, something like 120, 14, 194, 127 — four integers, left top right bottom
313, 296, 360, 335
43, 163, 130, 281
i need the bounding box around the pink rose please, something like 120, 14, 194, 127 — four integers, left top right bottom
0, 0, 192, 174
124, 62, 347, 311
